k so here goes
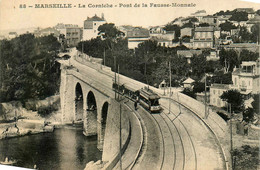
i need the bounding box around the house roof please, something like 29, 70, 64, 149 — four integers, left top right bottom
235, 8, 254, 13
195, 27, 214, 32
210, 83, 230, 89
85, 15, 105, 22
226, 43, 258, 48
127, 27, 150, 38
177, 50, 202, 57
247, 16, 260, 24
150, 36, 171, 42
183, 77, 195, 84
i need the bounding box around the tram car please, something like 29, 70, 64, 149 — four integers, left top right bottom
138, 87, 161, 113
112, 80, 161, 113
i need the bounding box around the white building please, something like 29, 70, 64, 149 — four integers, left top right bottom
127, 27, 150, 49
210, 84, 230, 107
82, 14, 106, 41
232, 60, 260, 95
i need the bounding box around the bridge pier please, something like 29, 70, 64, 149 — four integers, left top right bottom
83, 110, 98, 136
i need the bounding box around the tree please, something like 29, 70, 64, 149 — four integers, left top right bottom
193, 82, 205, 93
238, 26, 253, 43
211, 71, 232, 84
219, 21, 237, 32
0, 34, 61, 103
219, 49, 239, 73
250, 24, 259, 43
240, 49, 259, 62
163, 24, 181, 37
233, 145, 259, 170
190, 55, 207, 78
198, 23, 210, 27
182, 88, 196, 99
229, 11, 248, 22
251, 94, 260, 115
220, 89, 244, 112
242, 107, 254, 123
181, 22, 194, 29
256, 9, 260, 15
98, 23, 124, 40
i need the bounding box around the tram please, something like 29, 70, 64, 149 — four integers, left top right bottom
112, 80, 161, 113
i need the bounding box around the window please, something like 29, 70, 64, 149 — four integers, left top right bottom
217, 99, 221, 106
213, 90, 215, 95
235, 78, 237, 85
94, 23, 96, 26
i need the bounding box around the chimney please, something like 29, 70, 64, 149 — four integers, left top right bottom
101, 13, 104, 20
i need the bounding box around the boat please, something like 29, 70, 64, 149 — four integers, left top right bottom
0, 157, 17, 165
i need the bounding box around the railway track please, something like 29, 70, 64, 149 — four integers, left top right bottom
112, 96, 225, 170
161, 97, 227, 170
159, 105, 197, 170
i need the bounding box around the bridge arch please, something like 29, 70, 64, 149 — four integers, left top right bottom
75, 82, 84, 122
84, 91, 98, 136
101, 102, 109, 138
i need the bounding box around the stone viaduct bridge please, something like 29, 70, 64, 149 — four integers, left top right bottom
58, 48, 229, 170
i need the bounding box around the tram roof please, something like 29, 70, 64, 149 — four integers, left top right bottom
139, 88, 160, 99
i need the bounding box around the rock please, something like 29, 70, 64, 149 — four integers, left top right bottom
84, 160, 103, 170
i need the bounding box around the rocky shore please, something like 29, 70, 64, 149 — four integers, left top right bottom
0, 95, 61, 140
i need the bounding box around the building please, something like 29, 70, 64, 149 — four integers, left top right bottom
150, 30, 175, 47
8, 32, 18, 39
193, 27, 214, 49
201, 15, 215, 25
232, 60, 260, 96
34, 27, 60, 38
177, 49, 202, 63
235, 8, 255, 20
210, 60, 260, 108
216, 15, 232, 26
222, 43, 259, 53
83, 14, 106, 40
181, 27, 193, 37
210, 84, 230, 107
149, 26, 167, 35
56, 24, 82, 47
127, 27, 150, 49
191, 10, 207, 22
183, 77, 195, 89
247, 16, 260, 33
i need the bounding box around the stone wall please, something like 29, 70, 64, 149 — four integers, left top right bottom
102, 99, 131, 170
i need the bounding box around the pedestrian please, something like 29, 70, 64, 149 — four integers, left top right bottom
134, 101, 137, 110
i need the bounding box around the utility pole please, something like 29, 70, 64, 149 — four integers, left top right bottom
103, 48, 106, 66
169, 58, 172, 114
114, 56, 117, 100
118, 65, 120, 100
229, 103, 233, 170
204, 74, 207, 119
119, 103, 122, 170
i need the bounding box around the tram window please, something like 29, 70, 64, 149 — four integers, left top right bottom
150, 99, 159, 106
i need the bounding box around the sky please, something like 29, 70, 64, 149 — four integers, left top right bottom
0, 0, 260, 33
